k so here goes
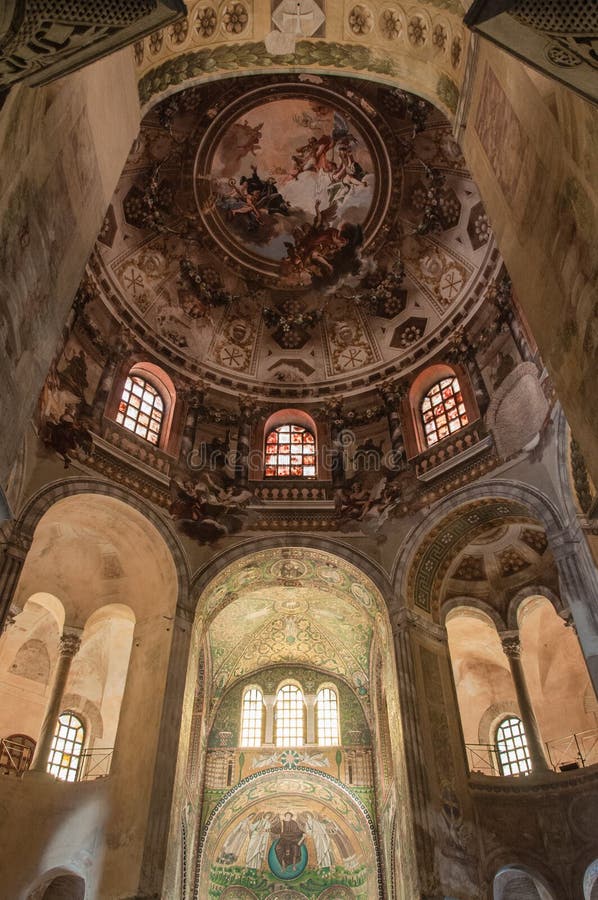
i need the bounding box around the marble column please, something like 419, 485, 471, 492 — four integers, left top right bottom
494, 277, 535, 365
551, 524, 598, 697
180, 389, 204, 462
448, 335, 490, 415
500, 632, 550, 772
93, 347, 121, 409
305, 694, 316, 744
264, 695, 276, 746
392, 609, 436, 889
139, 604, 194, 896
29, 630, 81, 774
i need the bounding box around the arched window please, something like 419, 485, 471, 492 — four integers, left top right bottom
265, 424, 316, 478
316, 687, 340, 746
47, 712, 85, 782
240, 687, 264, 748
275, 684, 304, 746
421, 375, 468, 447
495, 716, 531, 776
116, 374, 164, 444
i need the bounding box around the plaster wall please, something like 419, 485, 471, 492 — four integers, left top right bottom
461, 42, 598, 487
0, 49, 140, 494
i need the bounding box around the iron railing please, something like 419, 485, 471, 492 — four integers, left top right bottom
466, 727, 598, 777
465, 743, 501, 776
78, 747, 113, 780
545, 728, 598, 772
0, 738, 34, 776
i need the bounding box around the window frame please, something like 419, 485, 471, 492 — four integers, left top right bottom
116, 372, 165, 445
106, 360, 181, 455
240, 685, 265, 748
404, 363, 480, 458
47, 710, 86, 782
420, 375, 469, 448
495, 715, 532, 776
264, 422, 317, 479
315, 685, 340, 747
274, 682, 305, 747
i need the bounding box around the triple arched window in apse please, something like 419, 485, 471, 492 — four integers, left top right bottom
240, 683, 340, 748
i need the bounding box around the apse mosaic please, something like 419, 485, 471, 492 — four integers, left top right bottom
198, 549, 384, 702
198, 770, 379, 899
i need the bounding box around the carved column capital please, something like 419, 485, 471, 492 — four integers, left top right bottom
500, 631, 521, 659
393, 606, 448, 643
59, 631, 82, 658
560, 609, 578, 635
4, 528, 32, 560
2, 603, 20, 632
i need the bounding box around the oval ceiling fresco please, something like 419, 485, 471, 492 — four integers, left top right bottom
194, 85, 390, 287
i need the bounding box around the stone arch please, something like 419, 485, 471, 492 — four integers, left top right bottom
392, 479, 567, 620
442, 596, 507, 632
8, 477, 190, 616
506, 585, 563, 630
137, 46, 459, 119
584, 858, 598, 900
190, 533, 393, 613
164, 540, 415, 900
493, 864, 558, 900
27, 869, 85, 900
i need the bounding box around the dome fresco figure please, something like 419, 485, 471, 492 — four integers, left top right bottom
0, 6, 597, 900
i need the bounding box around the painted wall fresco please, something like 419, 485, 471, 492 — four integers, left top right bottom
38, 334, 102, 469
198, 770, 380, 899
92, 74, 500, 393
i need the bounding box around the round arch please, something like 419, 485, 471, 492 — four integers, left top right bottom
196, 767, 383, 899
506, 585, 563, 630
10, 477, 191, 612
584, 858, 598, 900
392, 479, 568, 617
442, 596, 507, 633
493, 863, 559, 900
138, 49, 459, 119
190, 533, 393, 613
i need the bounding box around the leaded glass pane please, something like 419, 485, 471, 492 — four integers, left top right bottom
264, 425, 316, 478
420, 376, 468, 448
118, 374, 164, 444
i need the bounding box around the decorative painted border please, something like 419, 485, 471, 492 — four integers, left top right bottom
138, 39, 460, 116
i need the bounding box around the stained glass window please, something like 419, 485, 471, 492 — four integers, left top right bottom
316, 687, 340, 746
275, 684, 304, 747
420, 376, 468, 447
47, 712, 85, 782
116, 375, 164, 445
240, 687, 264, 748
495, 716, 531, 776
264, 424, 316, 478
